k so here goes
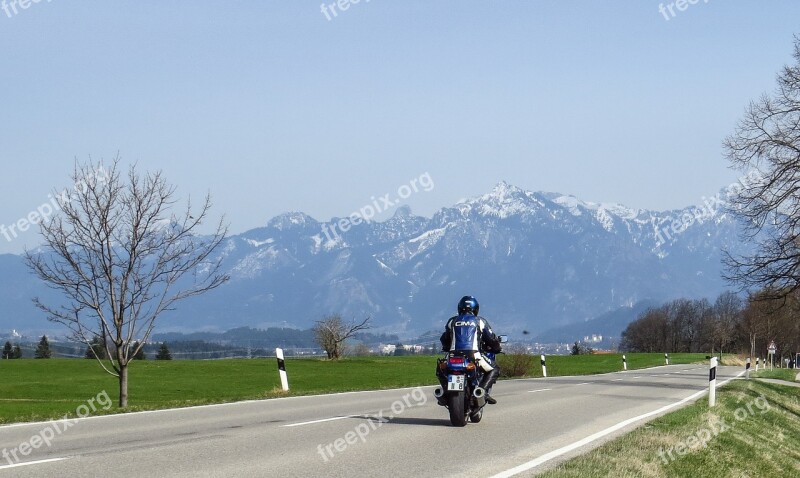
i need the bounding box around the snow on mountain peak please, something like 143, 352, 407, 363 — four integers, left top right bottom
464, 181, 541, 218
267, 212, 316, 230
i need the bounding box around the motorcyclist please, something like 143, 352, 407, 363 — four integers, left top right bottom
439, 295, 502, 404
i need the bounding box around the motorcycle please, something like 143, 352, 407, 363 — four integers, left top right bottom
434, 351, 487, 427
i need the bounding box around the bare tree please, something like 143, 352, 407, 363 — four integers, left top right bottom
312, 315, 370, 360
711, 292, 743, 356
723, 36, 800, 300
25, 158, 228, 407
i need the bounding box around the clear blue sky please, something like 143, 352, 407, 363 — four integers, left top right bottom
1, 1, 799, 253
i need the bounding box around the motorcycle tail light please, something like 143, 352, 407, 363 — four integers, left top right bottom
448, 357, 465, 365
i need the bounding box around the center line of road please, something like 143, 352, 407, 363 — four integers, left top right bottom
283, 415, 358, 428
527, 388, 552, 393
576, 382, 590, 386
612, 379, 623, 382
0, 457, 70, 470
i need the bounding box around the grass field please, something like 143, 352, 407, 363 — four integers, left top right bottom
0, 352, 714, 424
751, 368, 800, 382
537, 377, 800, 477
497, 352, 712, 378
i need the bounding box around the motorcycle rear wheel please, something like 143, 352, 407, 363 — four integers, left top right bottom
447, 391, 467, 427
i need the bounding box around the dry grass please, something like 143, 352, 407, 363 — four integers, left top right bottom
719, 355, 746, 367
536, 379, 800, 477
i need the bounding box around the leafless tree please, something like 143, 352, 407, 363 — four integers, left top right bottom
711, 292, 742, 355
723, 36, 800, 300
25, 158, 228, 407
312, 315, 370, 360
740, 289, 800, 362
620, 306, 669, 352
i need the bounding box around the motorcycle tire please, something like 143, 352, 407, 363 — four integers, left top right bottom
447, 391, 467, 427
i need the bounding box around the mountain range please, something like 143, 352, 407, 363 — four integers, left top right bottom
0, 181, 752, 340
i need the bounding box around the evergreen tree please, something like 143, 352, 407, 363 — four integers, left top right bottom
155, 343, 172, 360
34, 335, 52, 359
131, 341, 146, 360
393, 342, 407, 356
12, 345, 22, 359
2, 341, 12, 359
85, 336, 108, 360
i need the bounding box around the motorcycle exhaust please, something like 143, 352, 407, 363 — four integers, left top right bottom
434, 387, 447, 406
473, 387, 486, 408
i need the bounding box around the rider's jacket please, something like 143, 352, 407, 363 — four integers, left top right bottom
441, 313, 498, 352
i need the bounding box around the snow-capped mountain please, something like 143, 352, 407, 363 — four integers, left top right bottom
0, 182, 751, 337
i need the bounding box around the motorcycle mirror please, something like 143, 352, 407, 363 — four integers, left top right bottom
499, 335, 509, 343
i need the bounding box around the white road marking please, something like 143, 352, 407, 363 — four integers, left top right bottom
0, 457, 69, 470
527, 388, 552, 393
489, 371, 745, 478
576, 382, 590, 386
612, 379, 623, 382
282, 415, 358, 427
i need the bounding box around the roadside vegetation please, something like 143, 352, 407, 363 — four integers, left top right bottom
537, 377, 800, 477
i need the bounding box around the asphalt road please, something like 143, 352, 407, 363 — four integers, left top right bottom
0, 364, 743, 477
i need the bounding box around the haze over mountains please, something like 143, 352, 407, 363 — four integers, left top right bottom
0, 181, 752, 340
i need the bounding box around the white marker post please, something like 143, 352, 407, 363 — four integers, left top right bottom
709, 357, 717, 407
745, 357, 751, 379
665, 353, 669, 365
540, 354, 547, 378
276, 347, 289, 391
756, 357, 759, 371
622, 354, 627, 371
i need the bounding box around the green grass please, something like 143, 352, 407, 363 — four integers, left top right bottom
537, 379, 800, 477
0, 353, 718, 424
498, 352, 714, 378
751, 368, 799, 382
0, 356, 436, 424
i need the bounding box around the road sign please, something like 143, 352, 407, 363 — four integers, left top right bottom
768, 341, 777, 355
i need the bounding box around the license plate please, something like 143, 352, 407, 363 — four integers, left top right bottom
447, 375, 465, 391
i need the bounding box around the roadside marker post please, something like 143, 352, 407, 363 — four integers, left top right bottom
540, 355, 547, 378
745, 357, 751, 379
622, 354, 627, 371
756, 357, 759, 371
665, 353, 669, 365
276, 348, 289, 391
709, 357, 717, 407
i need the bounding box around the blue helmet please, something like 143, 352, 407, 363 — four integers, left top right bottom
457, 295, 479, 315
